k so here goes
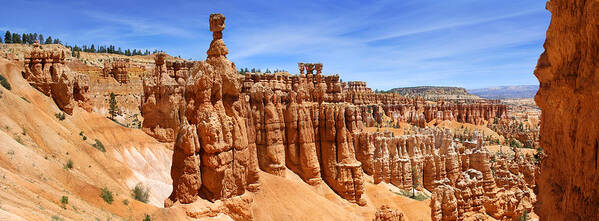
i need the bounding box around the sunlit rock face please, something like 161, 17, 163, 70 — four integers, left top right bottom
149, 14, 523, 217
23, 41, 91, 114
533, 0, 599, 220
165, 13, 258, 205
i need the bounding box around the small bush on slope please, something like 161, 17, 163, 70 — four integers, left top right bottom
92, 139, 105, 152
0, 74, 11, 90
100, 187, 113, 204
63, 159, 73, 169
131, 183, 150, 203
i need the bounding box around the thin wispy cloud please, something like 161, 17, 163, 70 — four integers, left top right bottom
83, 11, 197, 38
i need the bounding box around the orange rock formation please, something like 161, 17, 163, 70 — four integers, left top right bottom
23, 41, 91, 114
534, 0, 599, 220
102, 58, 130, 83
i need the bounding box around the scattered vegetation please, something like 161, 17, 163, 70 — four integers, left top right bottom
64, 158, 73, 169
51, 215, 63, 221
143, 214, 152, 221
392, 188, 429, 201
131, 183, 150, 203
238, 67, 287, 75
79, 131, 87, 141
122, 199, 129, 205
60, 196, 68, 208
0, 74, 11, 90
509, 138, 523, 149
92, 139, 106, 152
14, 135, 24, 145
100, 187, 114, 204
55, 112, 66, 121
129, 115, 142, 129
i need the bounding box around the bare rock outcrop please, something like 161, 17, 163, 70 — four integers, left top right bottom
374, 205, 405, 221
102, 59, 130, 84
141, 53, 185, 142
23, 41, 91, 114
533, 0, 599, 220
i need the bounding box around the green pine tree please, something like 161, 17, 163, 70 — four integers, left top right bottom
45, 36, 53, 44
4, 31, 11, 43
411, 167, 420, 198
109, 92, 118, 120
12, 33, 21, 43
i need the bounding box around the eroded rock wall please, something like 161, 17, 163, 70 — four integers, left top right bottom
23, 41, 91, 114
147, 14, 524, 219
534, 0, 599, 220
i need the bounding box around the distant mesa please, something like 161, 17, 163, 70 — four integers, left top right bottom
468, 85, 539, 99
388, 86, 481, 100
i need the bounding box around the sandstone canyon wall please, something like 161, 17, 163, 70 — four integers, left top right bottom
534, 0, 599, 220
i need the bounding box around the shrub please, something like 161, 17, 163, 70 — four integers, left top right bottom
15, 135, 24, 145
143, 214, 151, 221
131, 183, 150, 203
92, 139, 105, 152
122, 199, 129, 205
79, 131, 87, 141
0, 74, 11, 90
100, 187, 113, 204
64, 158, 73, 169
55, 112, 66, 121
60, 196, 68, 208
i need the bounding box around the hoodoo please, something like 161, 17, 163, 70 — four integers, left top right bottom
152, 13, 536, 220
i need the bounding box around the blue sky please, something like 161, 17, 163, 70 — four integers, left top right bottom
0, 0, 550, 90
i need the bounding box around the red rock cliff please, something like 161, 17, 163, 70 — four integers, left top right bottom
534, 0, 599, 220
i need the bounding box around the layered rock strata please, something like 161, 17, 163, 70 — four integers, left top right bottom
102, 58, 130, 84
23, 41, 91, 114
